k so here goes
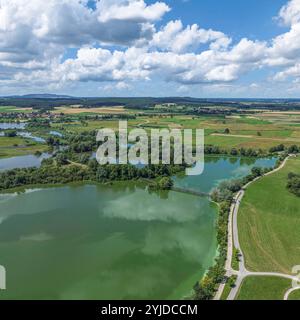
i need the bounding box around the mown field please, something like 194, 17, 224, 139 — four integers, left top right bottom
236, 276, 291, 300
238, 157, 300, 273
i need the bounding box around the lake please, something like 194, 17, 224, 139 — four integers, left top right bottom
0, 183, 217, 300
0, 156, 277, 299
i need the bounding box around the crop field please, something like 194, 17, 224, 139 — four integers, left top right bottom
0, 106, 33, 113
255, 111, 300, 125
52, 106, 126, 115
121, 114, 300, 150
48, 112, 300, 150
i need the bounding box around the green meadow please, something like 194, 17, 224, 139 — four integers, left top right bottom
238, 157, 300, 274
236, 276, 291, 300
288, 289, 300, 300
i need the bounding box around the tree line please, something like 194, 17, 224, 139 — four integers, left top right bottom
0, 158, 184, 192
287, 172, 300, 197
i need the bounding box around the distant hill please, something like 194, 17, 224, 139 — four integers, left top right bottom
4, 94, 74, 99
0, 95, 300, 111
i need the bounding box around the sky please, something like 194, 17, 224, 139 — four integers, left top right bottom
1, 0, 300, 98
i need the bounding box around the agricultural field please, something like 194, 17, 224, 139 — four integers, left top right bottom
126, 114, 300, 150
52, 106, 127, 115
238, 157, 300, 273
256, 111, 300, 125
2, 107, 300, 160
0, 106, 33, 113
47, 112, 300, 150
236, 276, 291, 300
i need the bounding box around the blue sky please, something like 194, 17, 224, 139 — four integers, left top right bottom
163, 0, 288, 39
1, 0, 300, 98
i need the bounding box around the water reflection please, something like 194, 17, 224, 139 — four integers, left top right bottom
173, 156, 278, 193
0, 184, 217, 300
102, 189, 206, 223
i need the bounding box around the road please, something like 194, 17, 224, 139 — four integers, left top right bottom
215, 155, 297, 300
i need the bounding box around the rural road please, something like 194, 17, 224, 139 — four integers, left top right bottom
215, 155, 297, 300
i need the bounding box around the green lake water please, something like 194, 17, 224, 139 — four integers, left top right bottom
0, 156, 277, 300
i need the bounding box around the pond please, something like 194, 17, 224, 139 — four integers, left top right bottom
49, 131, 63, 137
0, 131, 45, 142
0, 122, 46, 142
0, 153, 51, 171
173, 156, 278, 193
0, 122, 27, 130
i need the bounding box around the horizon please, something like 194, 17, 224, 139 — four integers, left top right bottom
2, 94, 300, 101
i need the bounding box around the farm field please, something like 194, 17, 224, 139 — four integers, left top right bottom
52, 106, 127, 115
238, 157, 300, 274
50, 112, 300, 150
0, 106, 33, 113
2, 109, 300, 160
236, 276, 291, 300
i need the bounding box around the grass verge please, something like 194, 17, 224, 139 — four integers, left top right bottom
236, 276, 291, 300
